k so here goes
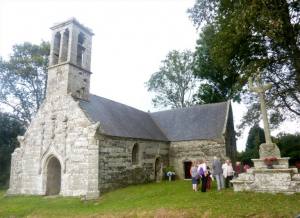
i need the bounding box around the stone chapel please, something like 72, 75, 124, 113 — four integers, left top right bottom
7, 19, 236, 199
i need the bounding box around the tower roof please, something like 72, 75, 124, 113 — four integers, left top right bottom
50, 18, 94, 35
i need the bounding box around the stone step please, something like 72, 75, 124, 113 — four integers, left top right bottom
231, 179, 254, 184
292, 174, 300, 181
236, 173, 254, 181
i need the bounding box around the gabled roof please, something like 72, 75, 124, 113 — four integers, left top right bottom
79, 94, 230, 142
150, 102, 229, 141
79, 95, 168, 141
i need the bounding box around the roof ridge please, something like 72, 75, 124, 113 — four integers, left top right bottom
150, 101, 228, 114
89, 94, 148, 114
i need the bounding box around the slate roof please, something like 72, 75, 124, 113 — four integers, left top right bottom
79, 94, 229, 142
150, 102, 228, 141
79, 95, 168, 141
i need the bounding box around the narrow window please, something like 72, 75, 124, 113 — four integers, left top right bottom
60, 29, 69, 62
132, 143, 139, 165
52, 32, 61, 65
77, 32, 85, 67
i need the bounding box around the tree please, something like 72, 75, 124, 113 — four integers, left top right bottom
188, 0, 300, 127
0, 113, 25, 187
239, 124, 265, 165
0, 41, 50, 126
146, 50, 199, 108
192, 25, 241, 104
275, 133, 300, 166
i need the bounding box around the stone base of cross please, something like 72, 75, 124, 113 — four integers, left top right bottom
259, 143, 281, 158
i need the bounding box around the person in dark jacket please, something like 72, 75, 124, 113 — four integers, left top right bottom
212, 156, 224, 191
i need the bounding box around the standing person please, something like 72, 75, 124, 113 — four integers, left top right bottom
190, 161, 199, 192
223, 159, 234, 188
234, 161, 242, 178
198, 160, 208, 192
206, 166, 212, 190
212, 156, 224, 191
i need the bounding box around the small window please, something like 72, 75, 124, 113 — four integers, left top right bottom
132, 143, 139, 165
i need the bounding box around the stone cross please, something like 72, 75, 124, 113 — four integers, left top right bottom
248, 74, 272, 144
248, 73, 281, 158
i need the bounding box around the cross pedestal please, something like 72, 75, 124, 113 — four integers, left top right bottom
231, 73, 300, 194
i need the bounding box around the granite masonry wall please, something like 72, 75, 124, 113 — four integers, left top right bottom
97, 135, 169, 192
7, 95, 99, 199
169, 140, 227, 179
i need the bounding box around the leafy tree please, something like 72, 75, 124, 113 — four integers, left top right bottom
275, 133, 300, 166
192, 25, 241, 104
188, 0, 300, 127
0, 41, 50, 126
0, 113, 25, 187
146, 50, 199, 108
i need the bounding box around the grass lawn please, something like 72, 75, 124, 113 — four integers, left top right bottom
0, 180, 299, 218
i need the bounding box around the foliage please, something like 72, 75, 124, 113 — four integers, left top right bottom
188, 0, 300, 128
192, 25, 242, 104
275, 133, 300, 165
162, 166, 175, 174
146, 50, 198, 108
0, 113, 25, 187
1, 181, 300, 217
238, 127, 300, 166
0, 41, 50, 126
238, 124, 265, 165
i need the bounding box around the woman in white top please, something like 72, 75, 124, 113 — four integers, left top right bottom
222, 159, 234, 188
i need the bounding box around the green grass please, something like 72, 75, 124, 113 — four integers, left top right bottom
0, 181, 299, 217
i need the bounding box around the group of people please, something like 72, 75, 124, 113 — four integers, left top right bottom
190, 156, 247, 192
190, 160, 213, 192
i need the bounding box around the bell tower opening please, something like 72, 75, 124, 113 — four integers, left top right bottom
52, 32, 61, 65
60, 29, 69, 62
77, 32, 85, 67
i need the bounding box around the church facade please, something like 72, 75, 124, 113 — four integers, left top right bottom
8, 19, 236, 199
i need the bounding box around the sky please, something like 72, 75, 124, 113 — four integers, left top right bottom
0, 0, 298, 151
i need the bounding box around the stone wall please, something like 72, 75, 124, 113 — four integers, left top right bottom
232, 168, 300, 194
97, 135, 169, 192
7, 95, 99, 199
169, 140, 227, 179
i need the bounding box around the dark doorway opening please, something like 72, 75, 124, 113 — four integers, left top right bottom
154, 158, 161, 182
184, 161, 192, 179
46, 156, 61, 195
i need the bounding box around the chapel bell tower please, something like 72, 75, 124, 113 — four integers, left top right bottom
47, 18, 94, 101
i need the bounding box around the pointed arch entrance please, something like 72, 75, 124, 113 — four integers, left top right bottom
45, 156, 61, 195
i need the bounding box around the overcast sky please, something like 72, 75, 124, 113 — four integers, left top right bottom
0, 0, 298, 151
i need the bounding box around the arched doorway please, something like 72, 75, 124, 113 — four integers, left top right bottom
46, 156, 61, 195
154, 158, 161, 182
